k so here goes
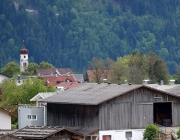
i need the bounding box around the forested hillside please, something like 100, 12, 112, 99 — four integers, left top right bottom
1, 0, 180, 74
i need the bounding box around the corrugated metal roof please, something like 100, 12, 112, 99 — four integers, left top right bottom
42, 83, 142, 105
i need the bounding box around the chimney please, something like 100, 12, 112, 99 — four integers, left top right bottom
124, 80, 128, 84
160, 80, 164, 85
169, 80, 175, 85
142, 79, 150, 85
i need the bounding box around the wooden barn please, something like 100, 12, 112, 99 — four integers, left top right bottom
42, 83, 180, 130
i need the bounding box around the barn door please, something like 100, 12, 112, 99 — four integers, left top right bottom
132, 103, 153, 128
172, 102, 180, 126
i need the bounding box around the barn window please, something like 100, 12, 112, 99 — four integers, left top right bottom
27, 115, 37, 120
125, 131, 132, 138
27, 115, 31, 120
154, 97, 162, 102
102, 135, 111, 140
32, 115, 37, 120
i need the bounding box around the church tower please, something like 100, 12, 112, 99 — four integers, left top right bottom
20, 41, 28, 72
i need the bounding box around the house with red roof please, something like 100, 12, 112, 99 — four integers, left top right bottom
37, 68, 84, 83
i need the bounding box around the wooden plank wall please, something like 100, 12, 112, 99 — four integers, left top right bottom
47, 103, 99, 128
99, 102, 131, 130
98, 87, 180, 130
131, 103, 153, 128
172, 102, 180, 126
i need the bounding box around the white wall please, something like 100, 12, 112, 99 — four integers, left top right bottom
100, 129, 144, 140
0, 110, 11, 129
0, 74, 9, 83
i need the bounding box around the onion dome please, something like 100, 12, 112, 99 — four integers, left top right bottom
20, 42, 28, 54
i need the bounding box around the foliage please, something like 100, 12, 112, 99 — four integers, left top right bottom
0, 78, 56, 115
1, 61, 20, 77
1, 0, 180, 75
39, 61, 54, 69
88, 57, 114, 82
143, 124, 159, 140
177, 128, 180, 139
110, 57, 127, 83
109, 52, 168, 84
25, 62, 39, 75
11, 121, 18, 129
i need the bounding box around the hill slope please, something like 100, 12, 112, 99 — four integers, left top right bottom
0, 0, 180, 74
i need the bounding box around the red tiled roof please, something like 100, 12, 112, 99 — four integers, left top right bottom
42, 75, 76, 87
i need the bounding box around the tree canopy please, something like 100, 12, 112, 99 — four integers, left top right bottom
0, 0, 180, 75
1, 61, 20, 77
90, 52, 169, 84
0, 78, 56, 114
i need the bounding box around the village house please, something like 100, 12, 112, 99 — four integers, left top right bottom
0, 73, 10, 83
0, 108, 16, 129
40, 82, 180, 140
36, 68, 84, 83
18, 82, 81, 129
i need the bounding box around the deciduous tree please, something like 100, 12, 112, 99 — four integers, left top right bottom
39, 61, 54, 68
0, 78, 56, 114
1, 61, 20, 77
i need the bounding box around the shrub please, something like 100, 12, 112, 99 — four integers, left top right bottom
143, 124, 159, 140
177, 128, 180, 139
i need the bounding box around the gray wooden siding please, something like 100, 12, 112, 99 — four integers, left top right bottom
99, 87, 180, 130
115, 88, 180, 103
99, 102, 131, 130
47, 103, 99, 128
172, 102, 180, 126
132, 103, 153, 128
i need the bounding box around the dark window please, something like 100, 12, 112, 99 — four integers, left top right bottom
125, 131, 132, 138
24, 56, 26, 58
23, 63, 27, 67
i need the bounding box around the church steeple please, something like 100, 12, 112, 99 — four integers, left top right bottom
20, 41, 28, 72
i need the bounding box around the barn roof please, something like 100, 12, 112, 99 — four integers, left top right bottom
163, 85, 180, 95
42, 83, 180, 105
42, 83, 142, 105
12, 126, 98, 139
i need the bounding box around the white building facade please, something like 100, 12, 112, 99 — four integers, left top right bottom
100, 129, 144, 140
0, 109, 14, 129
